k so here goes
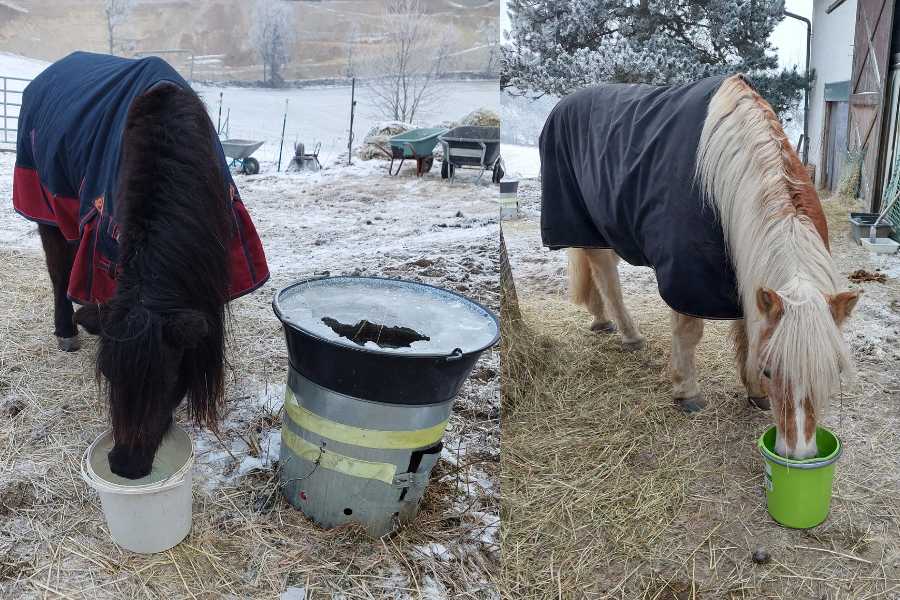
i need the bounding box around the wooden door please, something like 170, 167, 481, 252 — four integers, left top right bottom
826, 101, 850, 191
848, 0, 896, 209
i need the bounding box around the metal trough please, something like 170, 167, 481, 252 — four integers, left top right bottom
272, 276, 499, 536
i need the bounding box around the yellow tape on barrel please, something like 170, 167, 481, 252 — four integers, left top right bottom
281, 427, 397, 485
284, 387, 448, 450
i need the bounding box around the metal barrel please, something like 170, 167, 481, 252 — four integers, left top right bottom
279, 367, 451, 536
272, 277, 499, 536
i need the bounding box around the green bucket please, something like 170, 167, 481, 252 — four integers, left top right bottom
757, 426, 842, 529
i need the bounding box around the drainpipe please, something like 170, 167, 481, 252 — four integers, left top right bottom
785, 10, 812, 164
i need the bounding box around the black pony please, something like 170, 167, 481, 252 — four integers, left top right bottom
14, 53, 268, 478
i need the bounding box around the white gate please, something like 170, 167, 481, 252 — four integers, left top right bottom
1, 75, 30, 151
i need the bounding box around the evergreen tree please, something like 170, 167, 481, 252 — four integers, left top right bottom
501, 0, 810, 116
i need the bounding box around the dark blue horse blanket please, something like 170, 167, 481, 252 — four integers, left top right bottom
12, 51, 269, 304
540, 75, 742, 320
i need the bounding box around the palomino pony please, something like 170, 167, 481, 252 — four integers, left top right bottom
12, 52, 269, 478
541, 74, 858, 459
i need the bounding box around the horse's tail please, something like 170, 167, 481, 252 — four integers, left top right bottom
568, 248, 595, 306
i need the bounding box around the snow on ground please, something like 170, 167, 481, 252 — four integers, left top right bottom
0, 53, 48, 148
0, 52, 47, 80
501, 143, 541, 180
190, 378, 283, 492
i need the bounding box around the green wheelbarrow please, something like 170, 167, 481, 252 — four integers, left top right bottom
388, 128, 448, 177
221, 138, 264, 175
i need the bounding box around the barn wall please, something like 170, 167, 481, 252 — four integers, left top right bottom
807, 0, 858, 186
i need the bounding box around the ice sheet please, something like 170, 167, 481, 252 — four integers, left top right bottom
276, 278, 497, 355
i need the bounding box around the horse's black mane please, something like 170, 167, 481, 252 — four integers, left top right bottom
97, 84, 231, 450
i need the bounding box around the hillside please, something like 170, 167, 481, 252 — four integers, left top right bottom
0, 0, 498, 81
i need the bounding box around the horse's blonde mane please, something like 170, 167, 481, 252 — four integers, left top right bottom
695, 75, 852, 415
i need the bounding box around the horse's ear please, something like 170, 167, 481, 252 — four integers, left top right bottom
756, 288, 784, 322
828, 290, 860, 326
163, 310, 210, 349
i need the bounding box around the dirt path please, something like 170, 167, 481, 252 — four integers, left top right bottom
502, 178, 900, 599
0, 153, 500, 599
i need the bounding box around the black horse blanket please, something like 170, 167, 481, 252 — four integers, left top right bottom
12, 51, 269, 304
540, 75, 742, 320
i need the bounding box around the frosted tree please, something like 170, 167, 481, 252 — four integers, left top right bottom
250, 0, 296, 86
501, 0, 809, 116
478, 21, 500, 75
104, 0, 134, 56
366, 0, 457, 123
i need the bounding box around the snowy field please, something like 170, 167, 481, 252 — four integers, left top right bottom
199, 81, 499, 166
0, 53, 499, 166
0, 50, 500, 596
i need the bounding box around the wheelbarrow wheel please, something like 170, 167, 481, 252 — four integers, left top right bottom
243, 157, 260, 175
422, 156, 435, 174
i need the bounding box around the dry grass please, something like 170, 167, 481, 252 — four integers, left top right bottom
500, 196, 900, 599
0, 212, 500, 597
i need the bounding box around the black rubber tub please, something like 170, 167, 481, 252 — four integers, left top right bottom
272, 276, 500, 405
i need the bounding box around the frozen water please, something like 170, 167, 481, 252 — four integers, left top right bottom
275, 277, 498, 355
87, 428, 192, 488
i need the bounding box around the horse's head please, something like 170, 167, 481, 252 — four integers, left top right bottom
753, 283, 858, 459
95, 82, 230, 479
97, 305, 224, 479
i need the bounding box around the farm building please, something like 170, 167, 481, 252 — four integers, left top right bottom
807, 0, 856, 194
810, 0, 900, 231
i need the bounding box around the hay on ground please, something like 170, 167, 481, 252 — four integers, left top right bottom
500, 193, 900, 599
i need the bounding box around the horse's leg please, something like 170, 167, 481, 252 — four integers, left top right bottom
731, 320, 770, 410
585, 249, 644, 349
568, 248, 615, 333
671, 311, 705, 412
38, 224, 80, 351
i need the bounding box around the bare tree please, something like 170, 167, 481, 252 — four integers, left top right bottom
366, 0, 457, 123
104, 0, 134, 56
478, 21, 499, 75
250, 0, 296, 86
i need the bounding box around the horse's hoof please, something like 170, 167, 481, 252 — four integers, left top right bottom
675, 395, 706, 413
57, 335, 81, 352
748, 396, 770, 410
590, 320, 617, 333
621, 338, 645, 351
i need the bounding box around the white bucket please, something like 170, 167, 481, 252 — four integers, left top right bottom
81, 426, 194, 553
